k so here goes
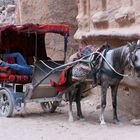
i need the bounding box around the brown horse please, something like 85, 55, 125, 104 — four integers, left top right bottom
66, 41, 140, 125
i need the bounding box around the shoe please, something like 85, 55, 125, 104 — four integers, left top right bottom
0, 59, 2, 65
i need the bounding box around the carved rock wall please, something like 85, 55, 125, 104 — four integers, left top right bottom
0, 0, 15, 6
75, 0, 140, 116
75, 0, 140, 45
16, 0, 78, 60
0, 0, 16, 25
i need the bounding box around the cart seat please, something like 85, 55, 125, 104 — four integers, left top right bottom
8, 74, 32, 84
0, 55, 33, 84
0, 66, 32, 84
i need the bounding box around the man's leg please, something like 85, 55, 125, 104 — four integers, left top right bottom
2, 52, 28, 66
1, 61, 32, 75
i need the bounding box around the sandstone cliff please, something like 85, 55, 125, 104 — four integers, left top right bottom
0, 0, 16, 25
75, 0, 140, 116
16, 0, 78, 60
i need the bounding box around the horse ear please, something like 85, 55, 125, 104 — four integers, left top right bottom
137, 40, 140, 45
127, 42, 132, 47
127, 42, 136, 52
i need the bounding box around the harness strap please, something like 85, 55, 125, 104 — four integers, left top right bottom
90, 51, 129, 77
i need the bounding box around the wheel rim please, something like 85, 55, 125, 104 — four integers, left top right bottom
41, 101, 58, 113
0, 93, 10, 116
42, 102, 53, 110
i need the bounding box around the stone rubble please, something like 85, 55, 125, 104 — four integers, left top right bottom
0, 0, 16, 25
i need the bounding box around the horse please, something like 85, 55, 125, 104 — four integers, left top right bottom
66, 40, 140, 125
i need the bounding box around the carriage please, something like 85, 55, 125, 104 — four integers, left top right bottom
0, 23, 76, 117
2, 23, 140, 125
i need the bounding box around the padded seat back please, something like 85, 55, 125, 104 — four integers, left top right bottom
8, 74, 32, 84
0, 65, 32, 84
0, 66, 12, 81
0, 55, 32, 84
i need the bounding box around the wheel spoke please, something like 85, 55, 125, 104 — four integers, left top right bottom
4, 105, 9, 113
47, 102, 50, 108
0, 91, 13, 117
0, 96, 4, 103
41, 101, 58, 113
0, 104, 2, 109
2, 106, 5, 114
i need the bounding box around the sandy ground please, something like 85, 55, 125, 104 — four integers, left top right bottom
0, 89, 140, 140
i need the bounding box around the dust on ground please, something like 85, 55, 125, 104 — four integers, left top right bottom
0, 89, 140, 140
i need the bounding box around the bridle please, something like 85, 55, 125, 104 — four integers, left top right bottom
129, 45, 140, 68
90, 51, 130, 77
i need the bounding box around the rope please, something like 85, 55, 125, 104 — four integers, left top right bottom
89, 51, 130, 77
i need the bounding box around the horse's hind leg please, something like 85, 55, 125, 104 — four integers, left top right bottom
68, 92, 74, 122
100, 86, 107, 126
111, 84, 119, 124
75, 85, 85, 120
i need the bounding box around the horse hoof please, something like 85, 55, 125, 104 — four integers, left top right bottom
78, 117, 85, 121
113, 119, 119, 124
77, 116, 85, 121
113, 120, 123, 126
69, 117, 74, 122
100, 122, 107, 128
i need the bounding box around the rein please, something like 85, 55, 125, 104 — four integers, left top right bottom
129, 46, 140, 68
90, 51, 130, 77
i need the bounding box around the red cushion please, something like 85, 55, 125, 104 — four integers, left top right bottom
8, 75, 32, 84
0, 66, 12, 79
0, 66, 32, 84
50, 66, 72, 92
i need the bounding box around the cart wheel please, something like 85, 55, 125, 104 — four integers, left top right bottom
41, 101, 59, 113
0, 90, 14, 117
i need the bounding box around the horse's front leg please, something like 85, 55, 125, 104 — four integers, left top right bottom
68, 92, 74, 122
100, 85, 107, 126
75, 85, 85, 120
111, 84, 119, 124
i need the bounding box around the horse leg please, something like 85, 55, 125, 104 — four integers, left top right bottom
75, 85, 85, 120
68, 92, 74, 122
100, 86, 107, 126
111, 84, 119, 124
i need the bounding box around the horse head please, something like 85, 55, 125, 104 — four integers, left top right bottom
127, 40, 140, 77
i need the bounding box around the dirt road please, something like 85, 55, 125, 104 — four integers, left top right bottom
0, 92, 140, 140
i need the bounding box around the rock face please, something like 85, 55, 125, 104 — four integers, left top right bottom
75, 0, 140, 116
0, 0, 15, 6
75, 0, 140, 44
0, 0, 16, 25
16, 0, 78, 60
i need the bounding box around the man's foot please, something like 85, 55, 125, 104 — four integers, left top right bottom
0, 59, 3, 65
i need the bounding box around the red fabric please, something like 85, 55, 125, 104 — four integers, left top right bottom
8, 75, 32, 84
50, 70, 66, 92
0, 65, 32, 84
38, 24, 70, 35
0, 66, 12, 79
50, 67, 72, 92
0, 23, 70, 62
0, 23, 70, 37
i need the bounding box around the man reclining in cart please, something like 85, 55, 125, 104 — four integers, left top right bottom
0, 52, 32, 75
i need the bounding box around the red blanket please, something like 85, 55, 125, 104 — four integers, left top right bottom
50, 66, 72, 92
